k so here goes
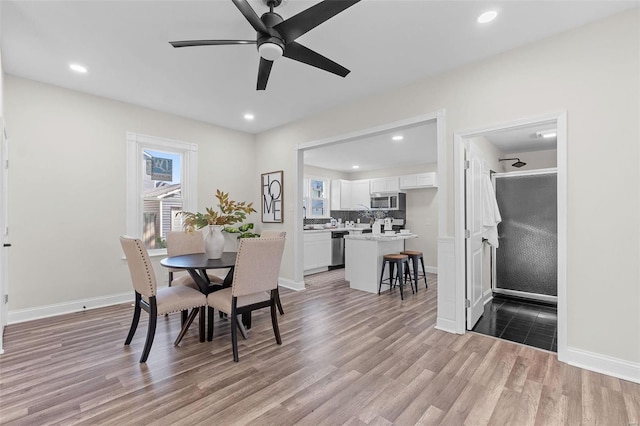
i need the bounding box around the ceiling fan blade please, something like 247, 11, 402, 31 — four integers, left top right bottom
274, 0, 360, 43
283, 42, 350, 77
231, 0, 269, 34
257, 58, 274, 91
169, 40, 256, 48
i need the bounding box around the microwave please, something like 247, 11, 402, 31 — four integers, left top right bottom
370, 193, 406, 211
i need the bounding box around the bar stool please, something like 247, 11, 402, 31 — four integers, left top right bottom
401, 250, 428, 292
378, 254, 414, 300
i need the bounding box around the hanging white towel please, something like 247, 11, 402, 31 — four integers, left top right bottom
482, 174, 502, 247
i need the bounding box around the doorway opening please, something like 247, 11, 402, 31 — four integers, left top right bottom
454, 112, 567, 358
292, 110, 447, 291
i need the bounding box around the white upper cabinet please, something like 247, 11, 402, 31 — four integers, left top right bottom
369, 177, 400, 194
399, 172, 438, 189
332, 179, 370, 210
330, 179, 342, 210
351, 180, 370, 210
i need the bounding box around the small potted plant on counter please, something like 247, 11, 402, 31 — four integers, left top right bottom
357, 205, 388, 226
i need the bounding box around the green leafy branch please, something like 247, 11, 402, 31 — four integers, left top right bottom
178, 189, 256, 233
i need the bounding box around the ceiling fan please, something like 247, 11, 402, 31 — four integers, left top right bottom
169, 0, 360, 90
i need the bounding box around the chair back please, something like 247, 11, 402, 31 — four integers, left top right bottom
166, 230, 206, 273
120, 236, 157, 297
231, 236, 285, 298
259, 230, 286, 238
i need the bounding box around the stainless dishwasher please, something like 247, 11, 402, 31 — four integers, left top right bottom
330, 230, 349, 267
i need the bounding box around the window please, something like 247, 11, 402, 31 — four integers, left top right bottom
127, 132, 198, 255
303, 176, 330, 218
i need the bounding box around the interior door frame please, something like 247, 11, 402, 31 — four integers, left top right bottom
0, 118, 7, 354
454, 111, 568, 362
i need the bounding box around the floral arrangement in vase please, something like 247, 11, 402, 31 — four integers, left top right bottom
356, 205, 388, 225
177, 189, 257, 258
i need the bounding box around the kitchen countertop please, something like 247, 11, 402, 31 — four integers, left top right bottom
303, 227, 370, 233
344, 233, 417, 241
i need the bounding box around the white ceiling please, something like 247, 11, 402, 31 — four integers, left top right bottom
304, 120, 437, 172
484, 121, 557, 153
1, 1, 636, 134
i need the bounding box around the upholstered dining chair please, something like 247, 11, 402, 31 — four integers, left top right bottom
258, 230, 286, 315
120, 236, 207, 363
207, 236, 286, 362
166, 230, 228, 287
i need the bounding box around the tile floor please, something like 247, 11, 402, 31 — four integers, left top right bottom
471, 295, 557, 352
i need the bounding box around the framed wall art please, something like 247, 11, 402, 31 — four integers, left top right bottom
261, 170, 283, 223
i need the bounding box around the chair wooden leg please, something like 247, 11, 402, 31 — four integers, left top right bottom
271, 293, 282, 345
231, 299, 239, 362
125, 293, 141, 345
199, 306, 205, 342
237, 315, 249, 340
174, 308, 199, 346
242, 312, 252, 330
181, 310, 188, 326
207, 306, 214, 341
275, 288, 284, 315
140, 297, 158, 363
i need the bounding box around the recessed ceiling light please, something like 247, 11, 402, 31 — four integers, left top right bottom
243, 113, 255, 121
69, 63, 88, 73
352, 165, 360, 169
477, 10, 498, 24
392, 135, 404, 141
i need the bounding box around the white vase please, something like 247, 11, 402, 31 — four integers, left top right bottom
204, 225, 225, 259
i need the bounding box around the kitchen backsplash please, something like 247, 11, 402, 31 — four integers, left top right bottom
303, 210, 406, 226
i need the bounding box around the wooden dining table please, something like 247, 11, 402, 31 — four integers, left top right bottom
160, 251, 250, 339
160, 252, 236, 294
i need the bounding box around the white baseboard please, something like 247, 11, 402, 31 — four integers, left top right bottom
303, 266, 328, 276
483, 289, 493, 305
566, 346, 640, 384
435, 317, 459, 334
278, 277, 305, 291
8, 292, 132, 324
425, 266, 437, 274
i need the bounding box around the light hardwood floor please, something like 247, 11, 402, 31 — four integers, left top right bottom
1, 270, 639, 425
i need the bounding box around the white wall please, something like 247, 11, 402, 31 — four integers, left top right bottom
5, 76, 257, 314
304, 165, 348, 181
255, 10, 639, 366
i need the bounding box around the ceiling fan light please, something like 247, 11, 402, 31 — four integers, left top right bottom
258, 43, 283, 61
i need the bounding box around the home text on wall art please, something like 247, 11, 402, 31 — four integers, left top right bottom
261, 170, 283, 223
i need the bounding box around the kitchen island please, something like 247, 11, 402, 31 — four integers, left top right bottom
344, 233, 418, 294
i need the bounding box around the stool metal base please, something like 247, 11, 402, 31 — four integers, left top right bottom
378, 255, 414, 300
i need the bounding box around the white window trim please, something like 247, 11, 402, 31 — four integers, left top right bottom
126, 132, 198, 257
304, 175, 331, 219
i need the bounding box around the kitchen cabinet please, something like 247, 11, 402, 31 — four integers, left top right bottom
330, 179, 342, 210
370, 177, 400, 194
331, 179, 370, 210
351, 180, 370, 209
399, 172, 438, 189
304, 231, 331, 274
